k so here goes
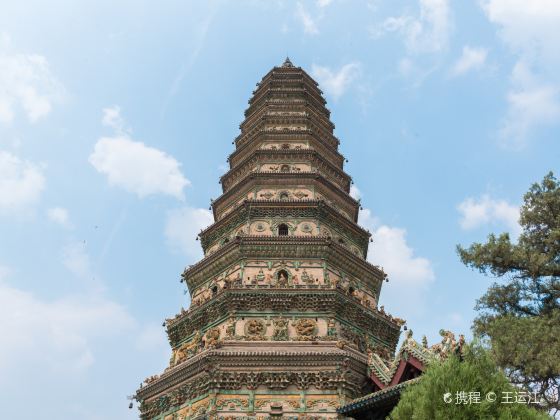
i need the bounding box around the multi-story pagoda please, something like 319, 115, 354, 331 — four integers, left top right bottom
135, 58, 404, 420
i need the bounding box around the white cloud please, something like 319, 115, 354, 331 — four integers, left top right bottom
359, 208, 435, 319
0, 150, 45, 213
89, 136, 190, 200
457, 194, 520, 236
451, 46, 488, 76
101, 105, 129, 134
0, 34, 63, 124
91, 106, 190, 199
47, 207, 71, 228
481, 1, 560, 144
371, 0, 451, 54
0, 264, 169, 420
311, 62, 361, 100
370, 16, 410, 39
295, 2, 319, 35
317, 0, 332, 7
372, 225, 434, 286
481, 0, 560, 68
165, 207, 213, 261
499, 61, 560, 147
0, 277, 134, 376
350, 184, 361, 200
62, 241, 93, 280
359, 208, 434, 287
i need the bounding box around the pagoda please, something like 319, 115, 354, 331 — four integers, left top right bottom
135, 58, 403, 419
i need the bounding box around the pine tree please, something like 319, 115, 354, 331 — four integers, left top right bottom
391, 343, 551, 420
457, 172, 560, 415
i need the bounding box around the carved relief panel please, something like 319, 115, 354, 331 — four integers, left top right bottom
261, 141, 308, 150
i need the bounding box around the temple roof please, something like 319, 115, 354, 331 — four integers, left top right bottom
337, 377, 420, 418
338, 330, 465, 417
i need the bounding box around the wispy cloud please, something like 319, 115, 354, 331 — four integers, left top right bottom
164, 206, 213, 261
0, 261, 168, 418
481, 0, 560, 145
0, 150, 45, 213
311, 62, 361, 101
370, 0, 451, 55
369, 0, 451, 87
451, 46, 488, 76
0, 33, 64, 124
499, 61, 560, 147
47, 207, 72, 228
481, 0, 560, 67
101, 105, 129, 135
62, 241, 93, 280
295, 2, 319, 35
0, 280, 134, 375
457, 194, 520, 237
161, 7, 217, 118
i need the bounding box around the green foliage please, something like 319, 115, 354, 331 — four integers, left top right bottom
390, 343, 551, 420
457, 172, 560, 414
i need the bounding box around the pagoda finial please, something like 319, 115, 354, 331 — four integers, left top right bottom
282, 57, 294, 68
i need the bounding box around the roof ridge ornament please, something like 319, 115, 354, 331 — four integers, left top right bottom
282, 57, 294, 68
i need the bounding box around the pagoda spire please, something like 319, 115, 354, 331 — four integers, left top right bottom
282, 56, 294, 67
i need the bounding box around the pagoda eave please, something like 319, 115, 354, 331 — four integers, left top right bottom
182, 236, 384, 291
220, 149, 350, 192
166, 289, 401, 349
137, 341, 368, 402
199, 199, 370, 253
212, 172, 359, 221
229, 129, 344, 168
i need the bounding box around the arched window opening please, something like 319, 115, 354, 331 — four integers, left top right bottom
338, 238, 345, 245
280, 164, 290, 172
277, 269, 289, 286
348, 286, 355, 295
211, 286, 218, 296
279, 191, 289, 200
278, 224, 289, 236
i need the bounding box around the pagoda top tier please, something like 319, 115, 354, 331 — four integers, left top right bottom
282, 57, 295, 67
235, 59, 339, 156
243, 59, 327, 115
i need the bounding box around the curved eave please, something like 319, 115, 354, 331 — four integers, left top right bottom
337, 377, 420, 415
244, 91, 328, 126
228, 129, 344, 168
248, 80, 326, 110
181, 235, 384, 291
220, 149, 350, 191
240, 104, 335, 133
136, 342, 366, 401
235, 124, 339, 150
166, 287, 401, 336
212, 172, 359, 221
199, 199, 371, 253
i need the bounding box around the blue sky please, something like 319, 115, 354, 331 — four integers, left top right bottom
0, 1, 559, 418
